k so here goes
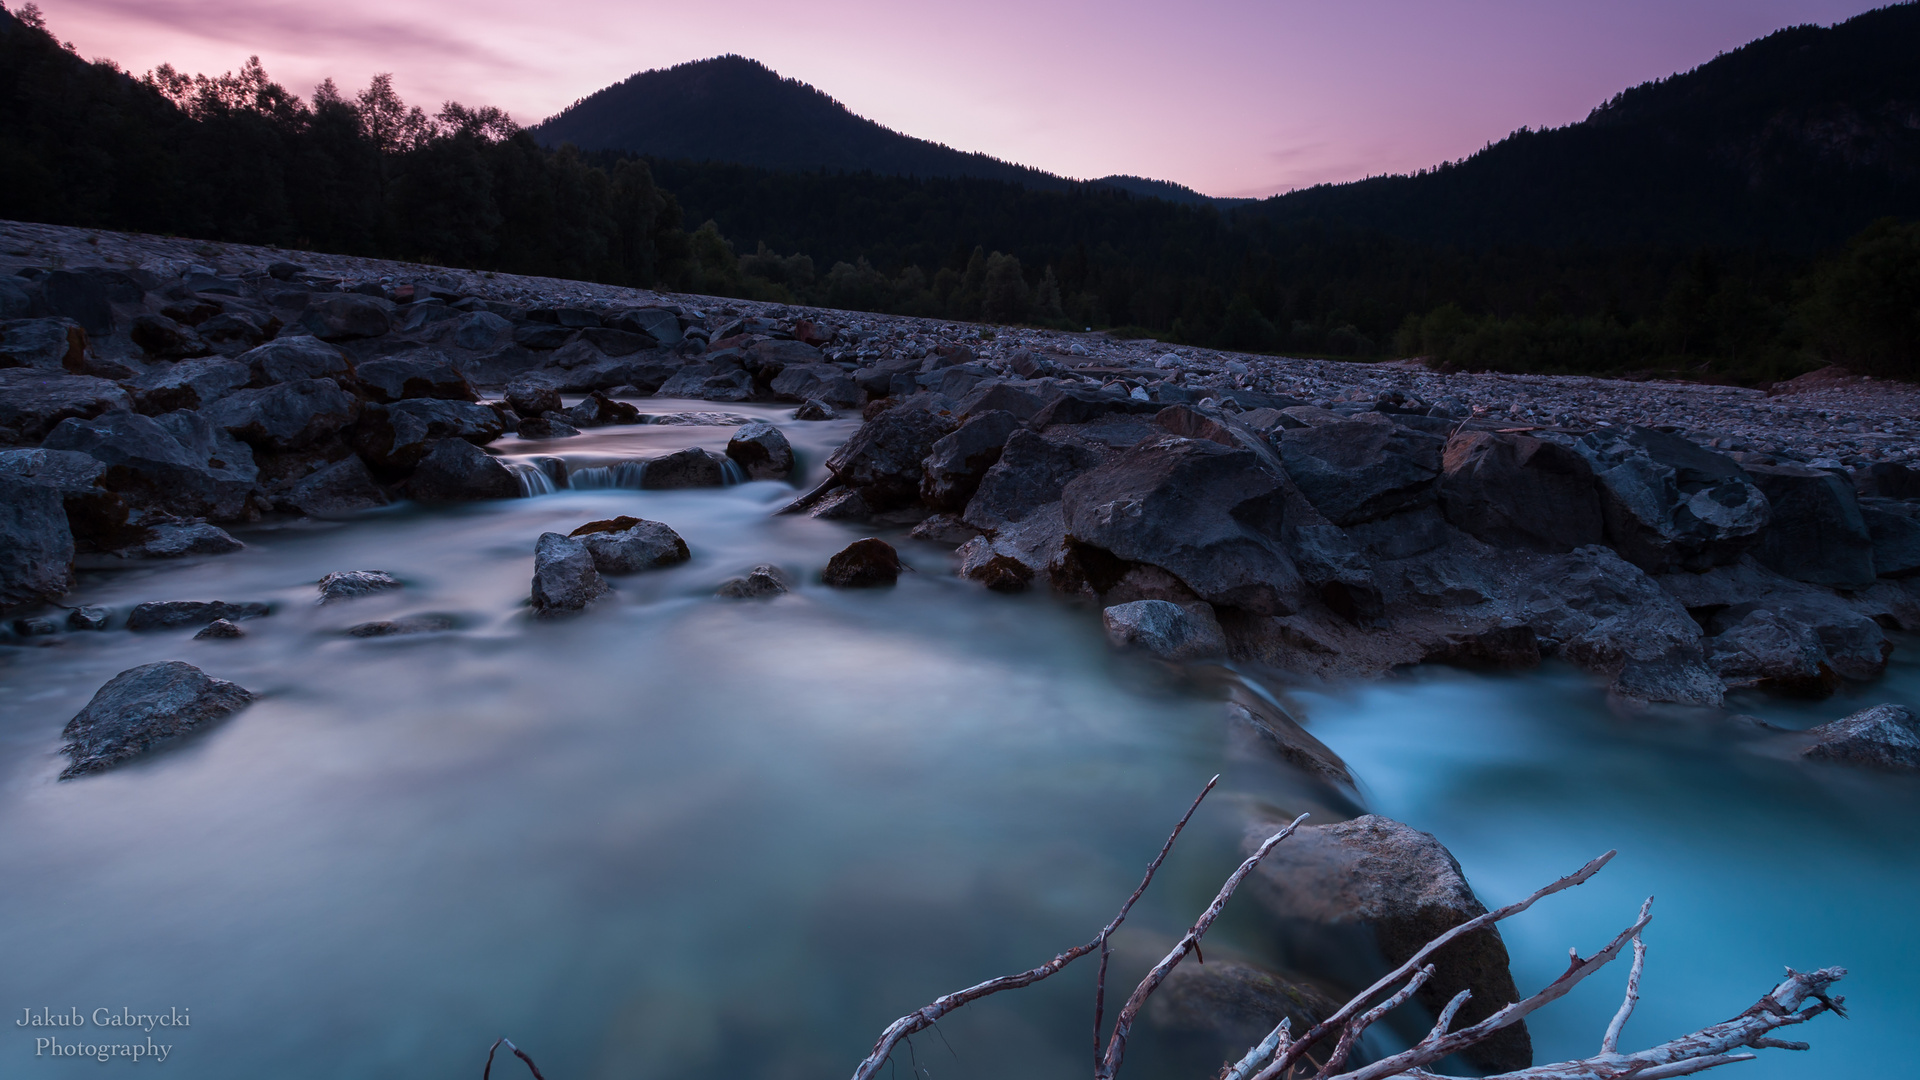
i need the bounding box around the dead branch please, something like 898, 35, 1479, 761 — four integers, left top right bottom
850, 775, 1229, 1080
482, 1037, 547, 1080
1225, 1018, 1291, 1080
1600, 934, 1647, 1055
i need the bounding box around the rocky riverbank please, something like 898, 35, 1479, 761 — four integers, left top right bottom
5, 218, 1920, 731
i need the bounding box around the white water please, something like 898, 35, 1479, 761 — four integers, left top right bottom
0, 399, 1912, 1078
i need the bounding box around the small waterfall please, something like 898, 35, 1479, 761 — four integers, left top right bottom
506, 461, 556, 497
534, 457, 570, 490
569, 461, 649, 490
720, 458, 747, 486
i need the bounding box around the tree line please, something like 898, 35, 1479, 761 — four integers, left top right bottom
1, 2, 1913, 381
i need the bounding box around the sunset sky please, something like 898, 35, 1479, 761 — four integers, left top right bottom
34, 0, 1887, 198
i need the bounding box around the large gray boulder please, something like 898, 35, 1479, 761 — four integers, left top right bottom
60, 662, 254, 778
640, 447, 729, 489
129, 313, 211, 360
1062, 435, 1303, 615
282, 455, 391, 517
568, 516, 690, 573
823, 537, 902, 588
1708, 608, 1835, 697
130, 357, 250, 414
770, 363, 862, 406
0, 474, 73, 612
0, 447, 131, 548
961, 428, 1104, 534
1860, 500, 1920, 578
317, 569, 402, 604
354, 352, 477, 403
825, 402, 958, 509
1524, 545, 1721, 705
1746, 463, 1875, 587
42, 410, 257, 520
298, 294, 393, 341
726, 422, 794, 481
451, 311, 514, 352
127, 600, 270, 630
354, 399, 505, 469
1, 316, 89, 370
203, 378, 360, 452
1575, 428, 1771, 574
1102, 599, 1226, 660
1440, 431, 1603, 552
1279, 416, 1443, 527
921, 409, 1020, 510
122, 522, 244, 558
1797, 703, 1920, 771
604, 306, 681, 345
0, 369, 132, 444
238, 336, 352, 385
503, 377, 562, 418
406, 439, 519, 502
530, 532, 611, 617
1241, 815, 1529, 1074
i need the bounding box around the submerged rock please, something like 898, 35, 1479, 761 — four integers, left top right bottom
60, 661, 255, 778
640, 447, 728, 490
530, 532, 611, 618
1798, 703, 1920, 771
726, 422, 794, 481
194, 618, 245, 639
347, 614, 457, 637
120, 522, 244, 558
1102, 599, 1227, 660
407, 439, 519, 502
822, 538, 902, 588
67, 606, 110, 631
126, 600, 270, 631
716, 565, 791, 599
317, 570, 402, 604
568, 516, 690, 573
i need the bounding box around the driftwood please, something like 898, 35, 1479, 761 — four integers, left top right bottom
848, 781, 1847, 1080
482, 1037, 547, 1080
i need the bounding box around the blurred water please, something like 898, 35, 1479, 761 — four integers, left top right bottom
0, 401, 1912, 1078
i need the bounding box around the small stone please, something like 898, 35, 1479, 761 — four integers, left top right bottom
530, 532, 610, 618
1798, 704, 1920, 771
909, 513, 982, 546
726, 422, 795, 480
1101, 599, 1227, 660
347, 614, 457, 637
317, 570, 402, 604
13, 615, 58, 636
822, 538, 902, 588
793, 399, 837, 421
517, 415, 581, 439
66, 606, 109, 631
809, 487, 870, 521
121, 522, 244, 558
568, 517, 690, 573
194, 618, 245, 639
716, 565, 791, 599
127, 600, 270, 631
60, 661, 255, 778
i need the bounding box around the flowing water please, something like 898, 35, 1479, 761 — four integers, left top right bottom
1, 400, 1914, 1078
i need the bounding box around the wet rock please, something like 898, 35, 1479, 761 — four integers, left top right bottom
5, 317, 95, 373
0, 369, 133, 444
406, 438, 520, 502
239, 336, 352, 385
130, 357, 250, 413
809, 487, 871, 521
1029, 387, 1151, 428
1279, 416, 1443, 527
354, 352, 477, 403
530, 531, 611, 618
1708, 592, 1888, 682
823, 537, 902, 588
908, 512, 981, 546
203, 377, 360, 452
1798, 703, 1920, 771
921, 409, 1019, 510
0, 474, 73, 612
1747, 463, 1875, 587
513, 322, 575, 350
726, 422, 794, 481
604, 307, 680, 345
1707, 608, 1835, 697
317, 569, 402, 604
1524, 546, 1721, 705
716, 565, 791, 599
1283, 520, 1383, 622
641, 447, 729, 490
1102, 599, 1227, 660
961, 429, 1104, 534
956, 536, 1037, 592
568, 516, 690, 573
564, 391, 641, 427
1242, 815, 1530, 1074
1576, 427, 1770, 574
347, 614, 457, 637
1421, 623, 1542, 670
515, 415, 580, 439
67, 606, 110, 631
1151, 403, 1236, 446
1062, 435, 1304, 616
956, 381, 1047, 422
129, 313, 210, 360
283, 454, 390, 517
452, 311, 514, 352
355, 399, 505, 469
197, 311, 272, 355
770, 363, 862, 406
825, 403, 957, 509
298, 294, 393, 341
1860, 500, 1920, 578
1440, 431, 1603, 552
127, 600, 270, 631
0, 447, 130, 548
503, 378, 563, 418
12, 614, 58, 636
121, 522, 244, 558
194, 618, 245, 639
42, 410, 257, 521
792, 399, 837, 421
59, 661, 255, 778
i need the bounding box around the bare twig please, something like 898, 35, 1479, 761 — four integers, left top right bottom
1600, 933, 1647, 1055
850, 775, 1224, 1080
482, 1038, 547, 1080
1224, 1018, 1291, 1080
1094, 813, 1311, 1080
1316, 965, 1433, 1080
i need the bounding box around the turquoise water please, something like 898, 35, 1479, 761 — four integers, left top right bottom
0, 402, 1910, 1078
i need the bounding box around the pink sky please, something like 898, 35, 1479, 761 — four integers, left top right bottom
35, 0, 1887, 198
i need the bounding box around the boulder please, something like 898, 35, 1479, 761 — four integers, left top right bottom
604, 307, 681, 345
67, 606, 109, 631
576, 327, 655, 357
354, 400, 505, 469
956, 535, 1039, 592
42, 271, 113, 335
1576, 428, 1771, 574
239, 336, 352, 385
203, 378, 360, 452
1857, 462, 1920, 499
1707, 593, 1889, 682
131, 357, 250, 414
0, 369, 133, 443
716, 565, 791, 599
503, 378, 563, 418
126, 600, 270, 631
1860, 500, 1920, 578
563, 391, 641, 427
961, 429, 1103, 534
726, 422, 794, 481
1440, 431, 1603, 552
0, 474, 73, 612
770, 363, 862, 406
1029, 387, 1152, 428
298, 294, 393, 341
121, 522, 244, 558
194, 618, 245, 639
317, 569, 402, 604
568, 516, 690, 573
956, 381, 1048, 422
283, 455, 391, 517
0, 447, 131, 548
793, 399, 837, 421
809, 487, 871, 521
1279, 416, 1443, 527
1523, 546, 1722, 705
42, 410, 257, 520
823, 538, 902, 588
1745, 463, 1875, 587
406, 439, 520, 502
921, 409, 1020, 510
1102, 599, 1227, 660
196, 311, 272, 355
1062, 435, 1304, 616
1707, 608, 1836, 697
516, 416, 580, 439
513, 322, 575, 350
908, 512, 981, 546
640, 447, 729, 489
454, 344, 545, 385
452, 311, 514, 352
1798, 703, 1920, 771
825, 403, 958, 508
531, 531, 611, 618
0, 316, 89, 372
129, 313, 210, 360
346, 614, 457, 637
1151, 403, 1236, 446
354, 352, 477, 403
59, 661, 255, 778
1241, 815, 1530, 1074
0, 277, 30, 319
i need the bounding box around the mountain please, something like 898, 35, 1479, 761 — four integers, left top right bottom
1249, 2, 1920, 250
532, 55, 1086, 191
1092, 174, 1255, 208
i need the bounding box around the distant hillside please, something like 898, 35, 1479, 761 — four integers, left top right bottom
532, 55, 1085, 191
1252, 2, 1920, 250
1093, 174, 1255, 209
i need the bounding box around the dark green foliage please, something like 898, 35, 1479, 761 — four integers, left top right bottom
1802, 218, 1920, 377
